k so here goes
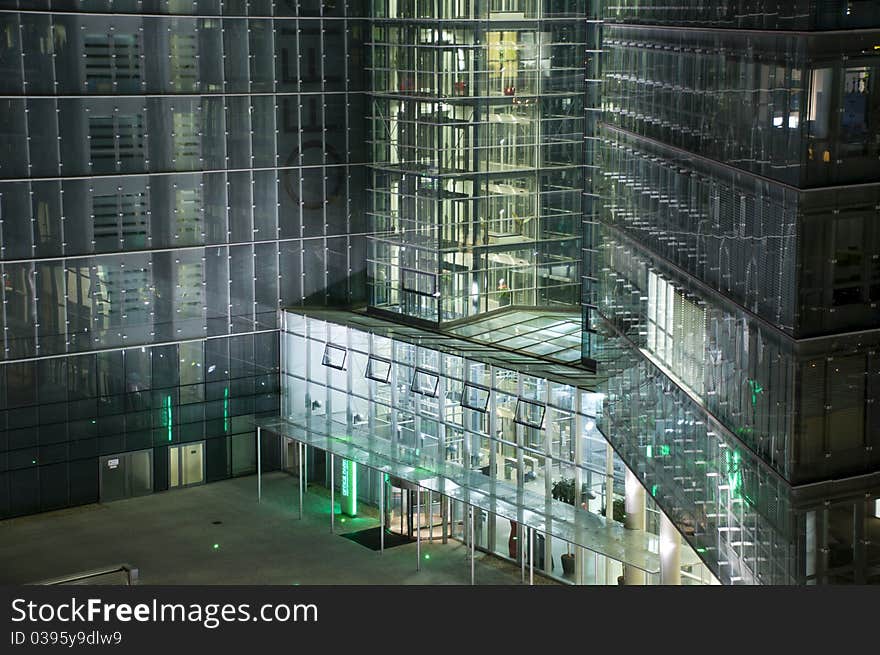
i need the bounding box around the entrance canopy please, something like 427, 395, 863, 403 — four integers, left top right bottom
256, 414, 660, 575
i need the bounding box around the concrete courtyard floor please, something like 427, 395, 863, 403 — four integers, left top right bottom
0, 472, 555, 585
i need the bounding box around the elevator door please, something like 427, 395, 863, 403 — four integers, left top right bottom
169, 441, 205, 489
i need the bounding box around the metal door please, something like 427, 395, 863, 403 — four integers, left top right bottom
99, 455, 127, 502
99, 449, 153, 502
169, 441, 205, 489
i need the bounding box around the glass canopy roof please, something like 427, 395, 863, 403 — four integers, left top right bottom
287, 308, 598, 391
256, 415, 661, 574
446, 310, 584, 364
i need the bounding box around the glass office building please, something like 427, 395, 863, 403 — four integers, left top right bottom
587, 2, 880, 583
0, 1, 367, 516
1, 0, 878, 587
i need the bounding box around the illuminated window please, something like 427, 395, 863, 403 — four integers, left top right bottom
646, 270, 706, 397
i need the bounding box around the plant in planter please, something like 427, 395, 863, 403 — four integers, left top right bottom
601, 497, 627, 524
551, 477, 594, 507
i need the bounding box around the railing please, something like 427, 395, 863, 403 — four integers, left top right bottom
30, 564, 139, 586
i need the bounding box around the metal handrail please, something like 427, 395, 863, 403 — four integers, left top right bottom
30, 564, 139, 586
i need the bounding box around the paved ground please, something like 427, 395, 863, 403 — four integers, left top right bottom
0, 472, 553, 585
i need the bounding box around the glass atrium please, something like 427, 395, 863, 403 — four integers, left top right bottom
366, 0, 591, 323
270, 307, 718, 585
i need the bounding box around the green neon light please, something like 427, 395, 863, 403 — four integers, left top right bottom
748, 379, 764, 407
163, 395, 173, 442
648, 444, 670, 458
340, 459, 357, 516
724, 449, 753, 506
726, 450, 742, 497
223, 387, 230, 433
650, 484, 658, 497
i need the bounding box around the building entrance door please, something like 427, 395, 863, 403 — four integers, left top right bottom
388, 477, 418, 537
99, 449, 153, 502
169, 441, 205, 489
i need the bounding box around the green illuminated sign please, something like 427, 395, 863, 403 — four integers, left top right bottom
163, 395, 173, 442
223, 387, 230, 433
340, 459, 357, 516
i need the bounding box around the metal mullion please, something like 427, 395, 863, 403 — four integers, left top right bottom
295, 18, 306, 304
319, 17, 329, 303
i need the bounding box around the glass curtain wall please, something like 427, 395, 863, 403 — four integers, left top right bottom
279, 309, 744, 584
604, 0, 880, 30
583, 3, 880, 585
0, 1, 367, 518
366, 0, 591, 324
602, 26, 880, 188
280, 309, 658, 584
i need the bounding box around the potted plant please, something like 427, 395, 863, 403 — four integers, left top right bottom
601, 497, 627, 524
551, 477, 594, 507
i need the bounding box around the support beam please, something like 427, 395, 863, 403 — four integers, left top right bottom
660, 512, 681, 585
624, 467, 647, 585
441, 492, 448, 544
379, 473, 385, 554
529, 528, 534, 586
298, 442, 303, 519
428, 489, 433, 542
330, 453, 335, 534
604, 443, 616, 586
470, 506, 475, 585
256, 427, 262, 503
416, 487, 421, 571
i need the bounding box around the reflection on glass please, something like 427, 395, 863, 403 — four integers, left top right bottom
321, 344, 347, 370
366, 356, 392, 383
515, 398, 545, 428
411, 369, 440, 397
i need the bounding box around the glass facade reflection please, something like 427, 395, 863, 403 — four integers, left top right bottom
587, 2, 880, 583
0, 0, 876, 587
0, 1, 367, 518
277, 308, 719, 584
605, 0, 880, 30
602, 27, 880, 187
